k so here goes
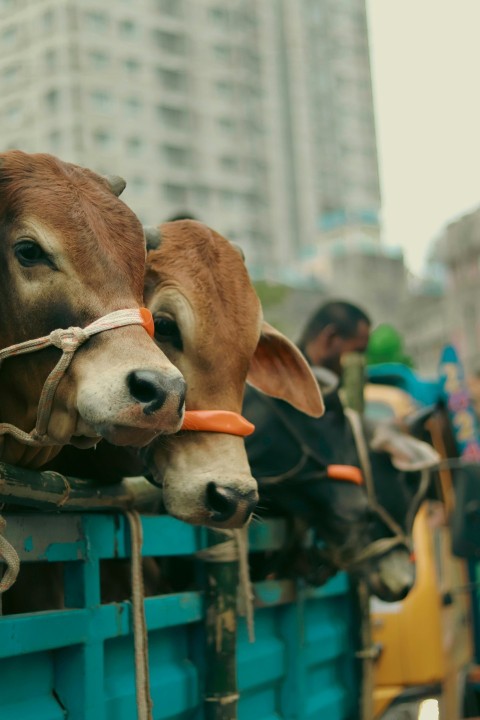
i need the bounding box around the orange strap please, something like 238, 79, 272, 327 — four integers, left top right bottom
139, 307, 155, 338
327, 464, 364, 486
182, 410, 255, 437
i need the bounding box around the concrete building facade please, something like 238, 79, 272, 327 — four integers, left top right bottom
0, 0, 381, 282
436, 206, 480, 374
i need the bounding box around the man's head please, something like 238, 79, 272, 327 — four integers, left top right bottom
298, 300, 371, 376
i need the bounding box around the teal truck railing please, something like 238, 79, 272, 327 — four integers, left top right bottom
0, 482, 358, 720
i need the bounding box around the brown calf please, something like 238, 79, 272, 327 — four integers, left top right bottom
140, 220, 324, 527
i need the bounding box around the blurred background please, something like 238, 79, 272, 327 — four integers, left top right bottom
1, 0, 479, 380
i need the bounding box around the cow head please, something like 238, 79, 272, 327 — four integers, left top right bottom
0, 151, 185, 468
244, 387, 438, 601
142, 220, 324, 528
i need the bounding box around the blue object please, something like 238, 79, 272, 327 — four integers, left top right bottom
366, 362, 441, 407
0, 513, 357, 719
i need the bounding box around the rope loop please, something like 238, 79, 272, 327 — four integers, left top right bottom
0, 515, 20, 594
49, 326, 89, 352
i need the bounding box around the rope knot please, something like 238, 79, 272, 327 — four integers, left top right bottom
49, 326, 89, 352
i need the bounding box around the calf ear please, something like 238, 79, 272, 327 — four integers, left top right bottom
247, 321, 325, 417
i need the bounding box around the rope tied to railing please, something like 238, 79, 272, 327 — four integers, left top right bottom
126, 510, 153, 720
0, 307, 155, 449
0, 515, 20, 594
196, 526, 255, 642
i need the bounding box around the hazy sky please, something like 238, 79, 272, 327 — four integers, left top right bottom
366, 0, 480, 275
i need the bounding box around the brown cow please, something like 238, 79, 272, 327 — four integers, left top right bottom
141, 220, 324, 526
0, 151, 186, 469
53, 220, 324, 529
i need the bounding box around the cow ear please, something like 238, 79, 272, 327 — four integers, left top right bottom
247, 321, 325, 417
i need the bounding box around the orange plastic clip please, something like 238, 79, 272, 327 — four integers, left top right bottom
182, 410, 255, 437
139, 307, 155, 338
327, 464, 364, 486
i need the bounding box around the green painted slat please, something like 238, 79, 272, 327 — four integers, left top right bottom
4, 514, 206, 561
0, 593, 203, 658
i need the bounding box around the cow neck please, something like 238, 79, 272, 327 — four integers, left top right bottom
0, 307, 155, 450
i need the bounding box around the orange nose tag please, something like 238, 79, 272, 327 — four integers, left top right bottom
140, 307, 155, 338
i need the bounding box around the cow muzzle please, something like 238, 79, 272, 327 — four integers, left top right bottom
149, 426, 259, 529
0, 308, 186, 448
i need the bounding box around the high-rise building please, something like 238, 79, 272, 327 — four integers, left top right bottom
0, 0, 381, 281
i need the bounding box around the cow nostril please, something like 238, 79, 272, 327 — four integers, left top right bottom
206, 482, 258, 523
206, 482, 238, 522
127, 370, 167, 411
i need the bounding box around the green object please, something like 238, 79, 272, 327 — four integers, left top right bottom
367, 324, 414, 367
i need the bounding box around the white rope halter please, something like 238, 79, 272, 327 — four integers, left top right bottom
0, 307, 154, 448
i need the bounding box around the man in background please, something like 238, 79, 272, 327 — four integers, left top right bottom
297, 300, 371, 381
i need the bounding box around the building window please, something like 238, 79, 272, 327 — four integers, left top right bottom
156, 0, 183, 17
125, 96, 141, 115
91, 90, 112, 112
163, 183, 187, 204
208, 7, 228, 25
45, 89, 60, 112
93, 129, 112, 148
119, 19, 136, 38
1, 25, 17, 47
2, 64, 18, 84
220, 155, 239, 172
215, 80, 233, 99
162, 145, 190, 167
217, 116, 235, 133
157, 68, 186, 92
43, 9, 54, 30
213, 44, 231, 62
193, 185, 210, 205
48, 130, 61, 151
0, 0, 15, 12
5, 103, 22, 126
220, 189, 234, 208
45, 49, 57, 70
153, 30, 186, 55
157, 105, 188, 128
126, 136, 143, 155
131, 177, 146, 194
123, 57, 140, 73
90, 50, 109, 69
85, 11, 108, 33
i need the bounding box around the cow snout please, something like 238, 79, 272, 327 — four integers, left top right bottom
127, 370, 186, 416
206, 482, 258, 525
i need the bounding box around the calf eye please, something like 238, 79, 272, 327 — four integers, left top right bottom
14, 240, 53, 268
154, 315, 183, 351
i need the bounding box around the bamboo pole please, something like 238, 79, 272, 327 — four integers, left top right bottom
201, 529, 240, 720
341, 351, 374, 720
341, 351, 366, 414
0, 462, 162, 512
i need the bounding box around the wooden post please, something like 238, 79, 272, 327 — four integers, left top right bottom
341, 351, 374, 720
202, 529, 239, 720
341, 351, 366, 415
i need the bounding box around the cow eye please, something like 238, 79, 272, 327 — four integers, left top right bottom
154, 315, 183, 351
14, 240, 53, 268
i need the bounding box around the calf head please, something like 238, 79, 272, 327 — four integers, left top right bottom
142, 220, 324, 528
0, 151, 185, 468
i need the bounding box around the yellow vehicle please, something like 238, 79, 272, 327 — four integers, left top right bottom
364, 378, 477, 720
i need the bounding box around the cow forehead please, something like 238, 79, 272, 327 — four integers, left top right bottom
0, 153, 146, 290
147, 222, 262, 342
